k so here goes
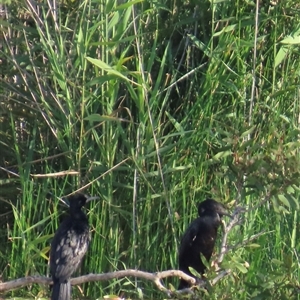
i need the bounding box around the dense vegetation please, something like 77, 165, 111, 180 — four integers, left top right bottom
0, 0, 299, 298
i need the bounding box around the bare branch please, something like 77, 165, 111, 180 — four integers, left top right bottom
0, 269, 196, 294
0, 276, 50, 293
218, 206, 243, 264
211, 269, 232, 286
230, 230, 268, 251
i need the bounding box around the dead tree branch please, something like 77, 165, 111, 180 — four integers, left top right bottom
218, 206, 243, 264
0, 269, 196, 295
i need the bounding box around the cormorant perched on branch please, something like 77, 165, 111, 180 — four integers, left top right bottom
178, 198, 231, 289
50, 193, 98, 300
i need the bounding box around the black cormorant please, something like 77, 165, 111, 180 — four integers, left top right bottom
50, 193, 98, 300
178, 198, 231, 289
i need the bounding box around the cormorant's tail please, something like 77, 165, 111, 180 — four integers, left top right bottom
51, 280, 71, 300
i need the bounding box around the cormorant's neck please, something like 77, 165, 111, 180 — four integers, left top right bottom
70, 207, 87, 220
200, 211, 221, 228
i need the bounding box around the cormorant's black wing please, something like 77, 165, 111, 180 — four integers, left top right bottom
179, 216, 218, 271
179, 218, 202, 254
50, 219, 90, 281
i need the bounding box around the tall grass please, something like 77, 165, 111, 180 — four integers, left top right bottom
0, 0, 299, 298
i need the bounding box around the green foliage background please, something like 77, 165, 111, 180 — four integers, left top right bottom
0, 0, 299, 298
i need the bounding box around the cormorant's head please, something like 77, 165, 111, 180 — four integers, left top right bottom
198, 198, 231, 219
68, 193, 99, 210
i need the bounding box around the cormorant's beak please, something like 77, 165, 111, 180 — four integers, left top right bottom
217, 206, 233, 218
223, 212, 233, 218
85, 195, 100, 203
